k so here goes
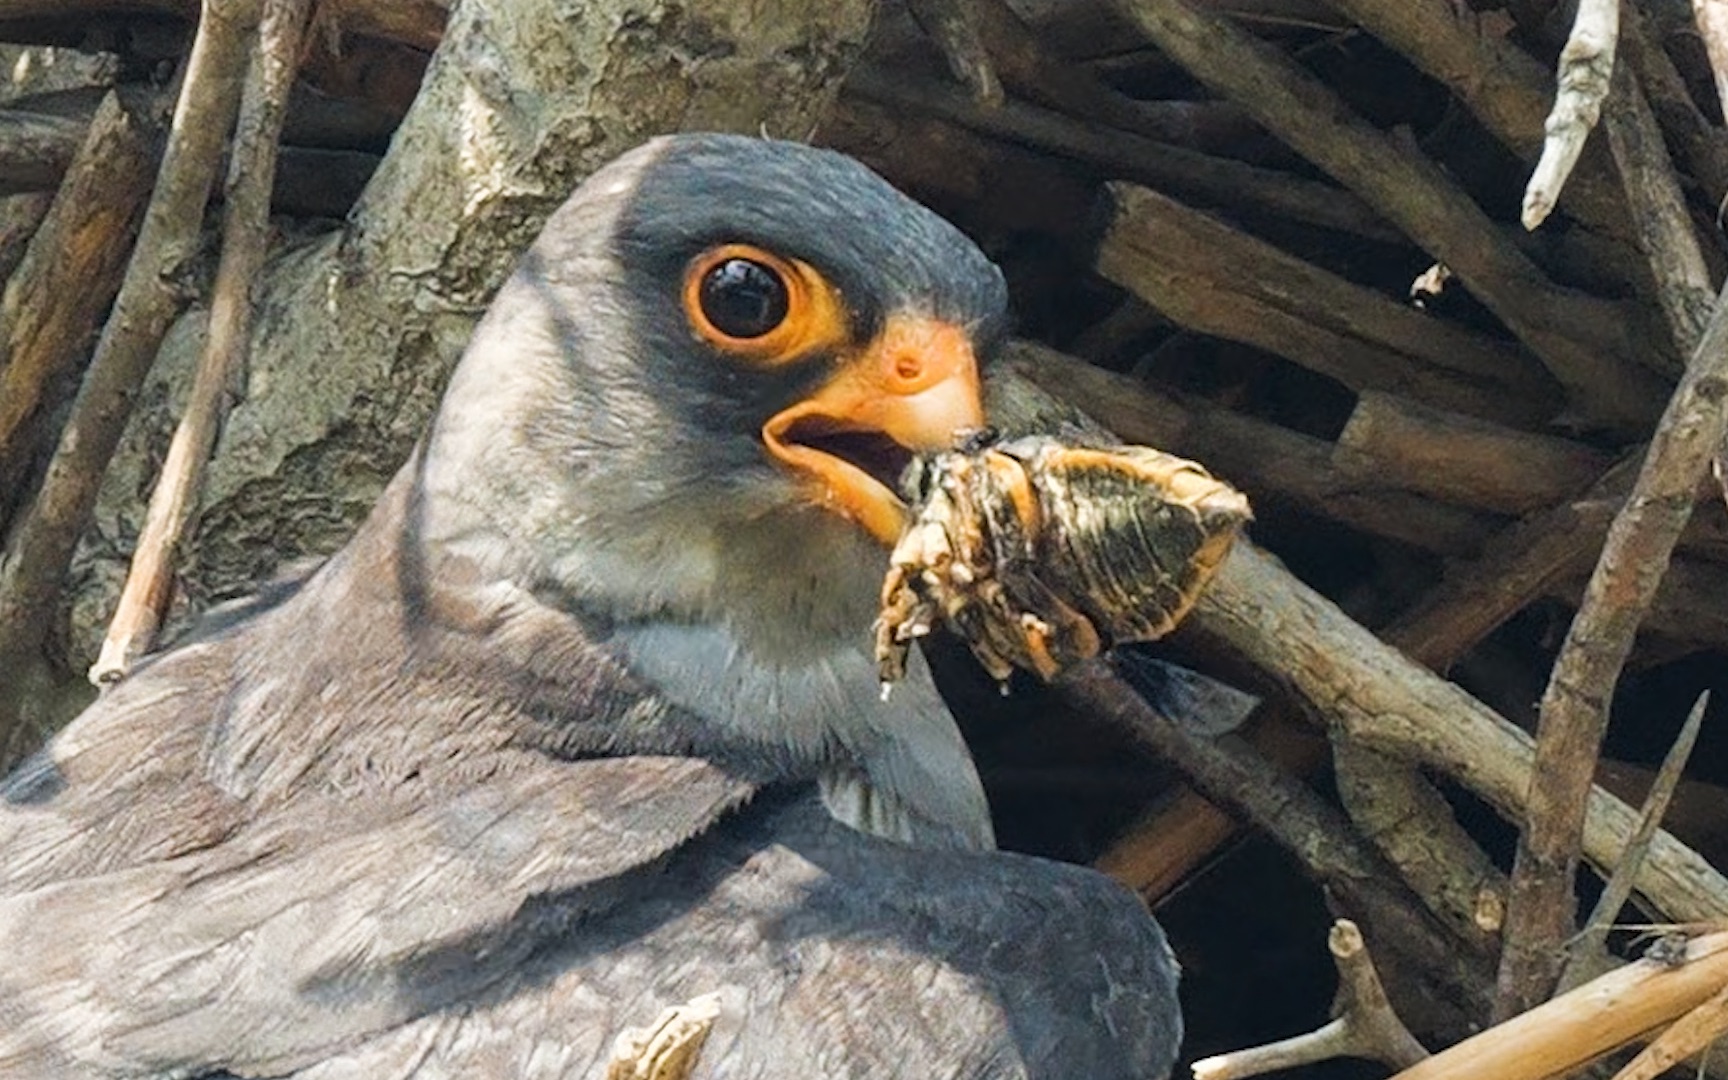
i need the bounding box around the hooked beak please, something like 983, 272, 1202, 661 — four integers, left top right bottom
763, 315, 985, 546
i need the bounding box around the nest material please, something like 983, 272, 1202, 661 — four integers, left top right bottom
876, 434, 1252, 685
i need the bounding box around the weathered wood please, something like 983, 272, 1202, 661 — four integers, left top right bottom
1324, 0, 1628, 238
1109, 0, 1671, 432
842, 69, 1403, 243
0, 109, 87, 193
1190, 541, 1728, 923
0, 0, 255, 723
1334, 391, 1611, 515
1097, 183, 1563, 427
1388, 930, 1728, 1080
94, 0, 313, 682
1502, 264, 1728, 1018
0, 93, 154, 516
1005, 343, 1503, 555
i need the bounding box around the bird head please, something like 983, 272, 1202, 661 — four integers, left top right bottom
418, 134, 1009, 633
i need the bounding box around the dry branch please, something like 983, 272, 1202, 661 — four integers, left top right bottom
0, 108, 87, 194
1390, 930, 1728, 1080
1560, 691, 1708, 992
1499, 269, 1728, 1020
1523, 0, 1620, 229
841, 69, 1402, 243
1063, 661, 1495, 1022
93, 0, 312, 683
1334, 391, 1611, 515
0, 0, 257, 719
1003, 344, 1502, 555
906, 0, 1003, 105
1325, 0, 1627, 237
1192, 920, 1429, 1079
1602, 46, 1714, 366
1108, 0, 1669, 432
1692, 0, 1728, 121
1185, 539, 1728, 923
0, 92, 155, 515
1094, 183, 1563, 428
1611, 977, 1728, 1080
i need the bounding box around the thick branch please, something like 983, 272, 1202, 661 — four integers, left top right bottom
1003, 344, 1502, 555
1334, 391, 1610, 515
1189, 540, 1728, 924
1602, 42, 1714, 364
0, 93, 155, 515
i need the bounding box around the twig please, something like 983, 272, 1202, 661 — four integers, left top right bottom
0, 93, 156, 517
1601, 42, 1714, 365
1523, 0, 1621, 229
1389, 930, 1728, 1080
1497, 269, 1728, 1021
1324, 0, 1627, 238
1560, 692, 1710, 992
1611, 977, 1728, 1080
1107, 0, 1668, 433
1192, 920, 1429, 1080
0, 0, 257, 744
92, 0, 312, 683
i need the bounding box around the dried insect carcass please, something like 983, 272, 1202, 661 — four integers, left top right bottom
876, 435, 1251, 687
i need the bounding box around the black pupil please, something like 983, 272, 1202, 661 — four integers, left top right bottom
700, 258, 789, 339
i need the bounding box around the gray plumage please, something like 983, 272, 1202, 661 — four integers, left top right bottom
0, 134, 1180, 1079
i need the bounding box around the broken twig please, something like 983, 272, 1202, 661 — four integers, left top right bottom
1192, 920, 1429, 1079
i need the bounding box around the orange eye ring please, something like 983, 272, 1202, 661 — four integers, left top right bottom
683, 244, 848, 364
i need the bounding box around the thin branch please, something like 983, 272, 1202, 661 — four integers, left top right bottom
1560, 692, 1709, 992
0, 0, 258, 722
1390, 930, 1728, 1080
1611, 978, 1728, 1080
93, 0, 313, 683
1193, 920, 1429, 1080
1601, 38, 1714, 364
1107, 0, 1668, 433
1498, 269, 1728, 1021
1523, 0, 1621, 229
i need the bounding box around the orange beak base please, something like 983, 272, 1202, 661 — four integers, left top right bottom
762, 316, 985, 546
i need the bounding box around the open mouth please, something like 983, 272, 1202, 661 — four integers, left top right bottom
781, 419, 916, 499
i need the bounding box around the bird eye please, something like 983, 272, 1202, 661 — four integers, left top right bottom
682, 244, 848, 364
699, 258, 789, 339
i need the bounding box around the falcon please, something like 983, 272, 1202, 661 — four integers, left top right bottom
0, 134, 1182, 1079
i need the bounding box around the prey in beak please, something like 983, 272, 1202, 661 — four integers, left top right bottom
763, 316, 986, 546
